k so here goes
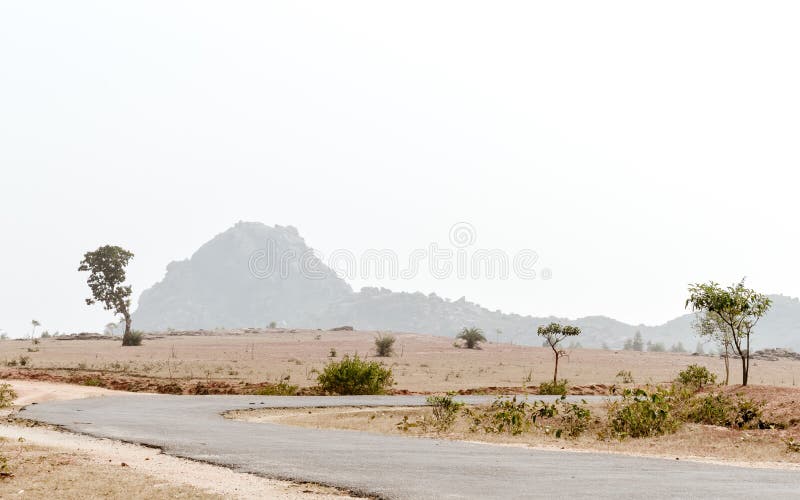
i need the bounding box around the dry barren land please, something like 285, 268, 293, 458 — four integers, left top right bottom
2, 329, 798, 394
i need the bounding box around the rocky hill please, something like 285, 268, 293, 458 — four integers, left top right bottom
132, 222, 800, 351
132, 222, 352, 331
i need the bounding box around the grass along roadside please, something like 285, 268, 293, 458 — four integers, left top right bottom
226, 383, 800, 469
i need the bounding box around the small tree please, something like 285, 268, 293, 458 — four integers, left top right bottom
456, 327, 486, 349
686, 280, 771, 386
537, 322, 581, 383
78, 246, 137, 346
692, 312, 732, 385
631, 331, 644, 352
374, 333, 396, 357
31, 319, 40, 342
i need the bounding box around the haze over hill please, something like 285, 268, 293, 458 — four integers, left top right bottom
133, 222, 800, 351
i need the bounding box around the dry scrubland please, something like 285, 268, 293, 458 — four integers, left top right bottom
1, 329, 799, 393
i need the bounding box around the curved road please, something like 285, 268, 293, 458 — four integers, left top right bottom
20, 395, 800, 499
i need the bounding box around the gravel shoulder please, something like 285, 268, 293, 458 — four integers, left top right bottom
1, 380, 354, 499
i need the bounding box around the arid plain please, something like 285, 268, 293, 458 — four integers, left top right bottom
2, 329, 798, 393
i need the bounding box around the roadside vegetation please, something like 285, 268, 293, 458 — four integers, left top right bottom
232, 364, 800, 465
317, 354, 394, 395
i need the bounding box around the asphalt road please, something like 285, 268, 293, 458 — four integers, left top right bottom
20, 395, 800, 499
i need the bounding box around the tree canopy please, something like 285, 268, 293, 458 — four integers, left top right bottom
686, 279, 771, 386
537, 322, 581, 383
78, 245, 137, 346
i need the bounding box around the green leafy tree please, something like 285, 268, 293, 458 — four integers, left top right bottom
686, 280, 771, 386
78, 246, 137, 346
537, 322, 581, 383
457, 327, 486, 349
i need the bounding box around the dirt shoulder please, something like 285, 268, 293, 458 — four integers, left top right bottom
1, 380, 355, 499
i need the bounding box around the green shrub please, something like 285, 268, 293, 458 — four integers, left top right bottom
676, 364, 716, 389
317, 354, 394, 395
685, 393, 768, 429
374, 334, 396, 357
478, 396, 531, 435
0, 383, 17, 408
539, 379, 569, 396
122, 330, 144, 346
529, 397, 592, 439
83, 378, 104, 387
426, 394, 464, 432
557, 398, 592, 438
608, 387, 680, 438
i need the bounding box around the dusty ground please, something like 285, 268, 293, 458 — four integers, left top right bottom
227, 385, 800, 470
2, 329, 799, 394
0, 381, 354, 499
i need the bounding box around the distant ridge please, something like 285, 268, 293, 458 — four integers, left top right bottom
132, 222, 800, 350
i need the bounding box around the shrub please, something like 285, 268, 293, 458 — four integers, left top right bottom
539, 379, 569, 396
251, 380, 299, 396
317, 354, 394, 395
685, 393, 767, 429
83, 378, 104, 387
122, 330, 144, 346
426, 394, 464, 432
557, 398, 592, 438
608, 387, 680, 438
329, 347, 337, 358
676, 364, 716, 389
615, 370, 635, 384
471, 396, 531, 435
0, 383, 17, 408
269, 321, 277, 328
374, 334, 396, 357
785, 438, 800, 453
456, 327, 486, 349
529, 397, 592, 438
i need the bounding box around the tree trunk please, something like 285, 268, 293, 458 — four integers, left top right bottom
121, 313, 133, 346
741, 354, 748, 386
742, 333, 750, 386
723, 348, 730, 385
553, 353, 559, 384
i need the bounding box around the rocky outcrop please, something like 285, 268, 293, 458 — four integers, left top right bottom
132, 222, 352, 331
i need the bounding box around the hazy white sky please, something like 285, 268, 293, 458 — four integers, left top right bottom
2, 2, 799, 337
